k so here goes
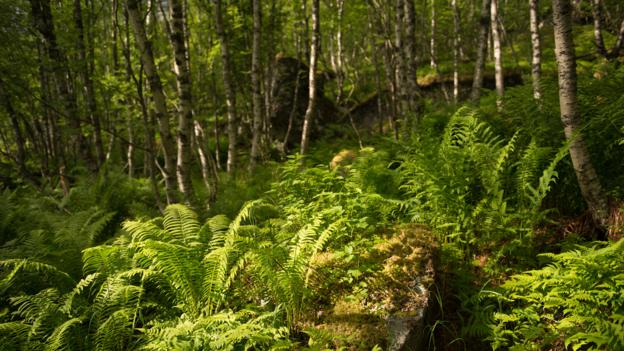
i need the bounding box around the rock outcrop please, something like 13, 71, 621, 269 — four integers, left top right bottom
306, 225, 437, 350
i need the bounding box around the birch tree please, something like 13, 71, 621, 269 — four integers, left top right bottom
529, 0, 542, 101
169, 0, 195, 203
127, 0, 178, 204
552, 0, 609, 228
470, 0, 491, 102
250, 0, 263, 171
214, 0, 238, 174
490, 0, 503, 106
300, 0, 320, 155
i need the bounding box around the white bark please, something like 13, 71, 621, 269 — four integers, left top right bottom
169, 0, 194, 203
250, 0, 263, 170
529, 0, 542, 101
552, 0, 609, 229
214, 0, 238, 174
470, 0, 491, 102
300, 0, 320, 156
491, 0, 504, 107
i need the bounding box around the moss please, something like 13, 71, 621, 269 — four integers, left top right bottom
302, 224, 437, 349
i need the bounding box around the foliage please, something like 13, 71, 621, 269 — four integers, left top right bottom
0, 151, 403, 349
489, 239, 624, 351
399, 107, 566, 267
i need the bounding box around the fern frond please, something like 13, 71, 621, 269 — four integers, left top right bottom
0, 259, 74, 293
163, 204, 200, 243
94, 309, 133, 351
44, 317, 83, 351
82, 245, 130, 276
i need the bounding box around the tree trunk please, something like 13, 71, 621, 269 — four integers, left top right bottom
430, 0, 438, 70
127, 0, 178, 204
368, 1, 399, 140
300, 0, 320, 156
250, 0, 263, 171
335, 0, 345, 105
529, 0, 542, 101
552, 0, 609, 229
214, 0, 238, 174
470, 0, 491, 102
0, 81, 28, 179
194, 120, 218, 203
491, 0, 504, 107
610, 17, 624, 57
394, 0, 410, 138
452, 0, 461, 103
169, 0, 195, 203
74, 0, 104, 169
264, 0, 277, 149
590, 0, 608, 57
30, 0, 91, 169
404, 0, 421, 119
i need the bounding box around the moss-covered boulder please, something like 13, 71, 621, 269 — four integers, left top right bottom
304, 224, 437, 350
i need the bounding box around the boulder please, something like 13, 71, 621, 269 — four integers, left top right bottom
306, 225, 437, 350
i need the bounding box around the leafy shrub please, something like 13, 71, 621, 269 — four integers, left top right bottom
399, 107, 565, 265
490, 239, 624, 351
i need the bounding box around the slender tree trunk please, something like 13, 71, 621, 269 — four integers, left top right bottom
0, 81, 28, 179
74, 0, 104, 169
214, 0, 238, 174
530, 0, 542, 101
264, 0, 277, 148
210, 69, 222, 171
590, 0, 608, 57
250, 0, 263, 171
169, 0, 195, 203
610, 17, 624, 57
335, 0, 345, 105
300, 0, 320, 156
394, 0, 410, 138
30, 0, 91, 169
127, 0, 178, 204
430, 0, 438, 70
470, 0, 491, 102
552, 0, 609, 229
491, 0, 503, 107
194, 120, 218, 202
404, 0, 420, 118
452, 0, 461, 103
368, 2, 398, 140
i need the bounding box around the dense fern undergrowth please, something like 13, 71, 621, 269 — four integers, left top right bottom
1, 67, 624, 350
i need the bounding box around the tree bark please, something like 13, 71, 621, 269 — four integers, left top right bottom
0, 81, 28, 179
194, 120, 218, 203
394, 0, 410, 138
430, 0, 438, 70
529, 0, 542, 101
404, 0, 421, 118
335, 0, 345, 105
169, 0, 195, 203
127, 0, 178, 204
552, 0, 609, 229
452, 0, 461, 103
590, 0, 608, 57
490, 0, 504, 107
300, 0, 320, 156
610, 17, 624, 57
250, 0, 263, 171
214, 0, 238, 174
74, 0, 104, 169
30, 0, 91, 169
470, 0, 491, 102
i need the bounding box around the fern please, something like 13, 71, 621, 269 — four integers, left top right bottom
490, 240, 624, 350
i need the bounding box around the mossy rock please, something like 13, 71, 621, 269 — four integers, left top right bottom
304, 224, 437, 350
